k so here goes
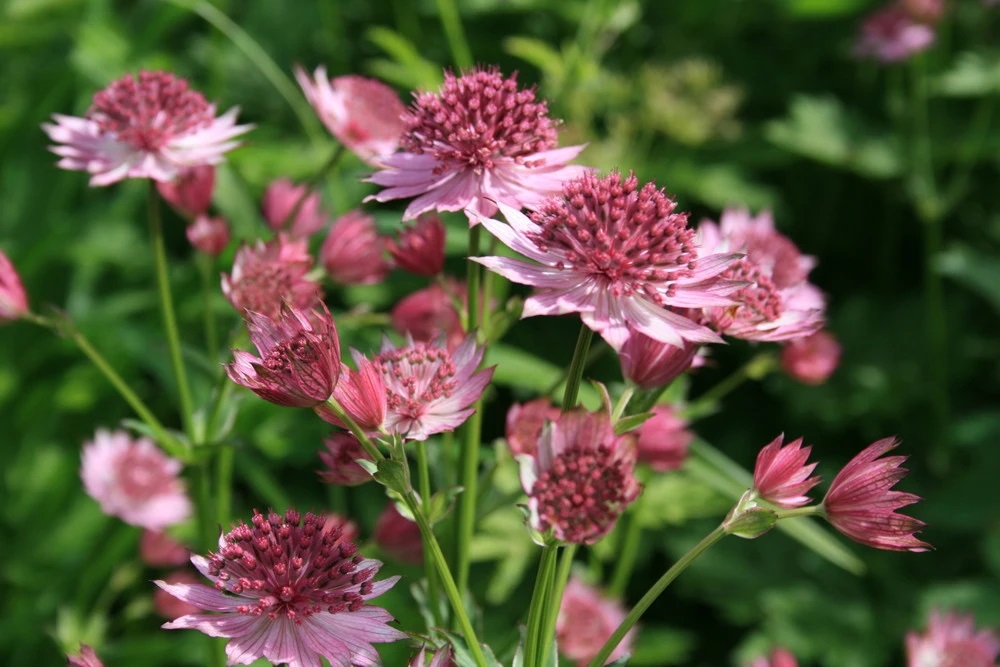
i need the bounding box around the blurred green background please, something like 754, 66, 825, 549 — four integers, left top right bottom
1, 0, 999, 665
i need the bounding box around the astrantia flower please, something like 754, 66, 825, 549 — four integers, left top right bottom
371, 334, 493, 441
619, 328, 701, 390
473, 173, 741, 351
262, 178, 328, 238
314, 357, 388, 433
156, 509, 406, 667
373, 503, 424, 565
157, 164, 215, 217
67, 645, 104, 667
745, 648, 798, 667
635, 405, 692, 472
366, 66, 588, 221
781, 330, 841, 385
186, 214, 230, 256
0, 249, 29, 324
855, 5, 935, 63
556, 576, 635, 666
906, 609, 1000, 667
43, 70, 250, 186
391, 280, 465, 350
80, 428, 191, 530
520, 408, 641, 544
505, 397, 560, 457
296, 67, 407, 165
318, 433, 375, 486
226, 304, 341, 408
821, 437, 931, 552
387, 213, 446, 276
321, 210, 390, 286
409, 645, 456, 667
752, 435, 820, 508
222, 235, 322, 319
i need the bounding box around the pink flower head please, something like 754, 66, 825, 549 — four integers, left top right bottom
314, 357, 388, 433
635, 405, 692, 472
262, 178, 328, 238
473, 173, 741, 351
409, 645, 456, 667
906, 609, 1000, 667
43, 70, 251, 186
520, 408, 641, 544
901, 0, 946, 24
855, 5, 936, 63
156, 508, 406, 667
155, 569, 203, 619
140, 529, 191, 567
67, 645, 104, 667
222, 234, 322, 319
386, 213, 446, 276
186, 214, 230, 256
321, 210, 390, 286
80, 428, 191, 530
373, 503, 424, 565
0, 249, 29, 323
505, 397, 561, 457
366, 66, 588, 221
752, 435, 820, 508
372, 334, 494, 441
296, 67, 406, 165
781, 330, 842, 385
391, 280, 465, 351
226, 304, 341, 408
745, 648, 799, 667
619, 328, 701, 389
822, 437, 931, 552
697, 208, 824, 342
317, 433, 375, 486
157, 164, 215, 217
556, 576, 635, 666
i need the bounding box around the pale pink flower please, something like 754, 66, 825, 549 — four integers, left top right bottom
157, 164, 215, 217
80, 428, 191, 530
186, 214, 230, 256
140, 529, 190, 567
373, 503, 424, 565
391, 281, 465, 350
366, 67, 588, 221
520, 409, 641, 544
781, 330, 842, 385
296, 67, 406, 165
505, 397, 561, 457
0, 249, 29, 323
556, 576, 635, 666
409, 645, 456, 667
154, 570, 202, 618
745, 647, 798, 667
822, 437, 931, 552
619, 328, 701, 389
226, 304, 341, 408
156, 509, 406, 667
697, 208, 824, 342
43, 70, 250, 186
473, 173, 741, 351
317, 433, 375, 486
752, 435, 820, 508
67, 645, 104, 667
321, 210, 390, 285
262, 178, 328, 238
855, 5, 935, 63
222, 234, 322, 319
387, 213, 446, 276
635, 405, 692, 472
371, 334, 494, 441
906, 609, 1000, 667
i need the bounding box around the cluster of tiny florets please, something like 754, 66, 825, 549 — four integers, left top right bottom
375, 344, 457, 419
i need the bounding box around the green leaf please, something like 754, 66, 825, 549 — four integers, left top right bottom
781, 0, 868, 17
366, 26, 443, 91
486, 343, 600, 409
374, 458, 411, 494
936, 244, 1000, 315
934, 52, 1000, 97
628, 625, 693, 666
614, 411, 654, 435
504, 36, 566, 79
634, 472, 730, 528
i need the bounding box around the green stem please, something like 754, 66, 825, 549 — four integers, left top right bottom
587, 525, 728, 667
433, 0, 473, 69
279, 144, 345, 230
543, 342, 607, 398
322, 398, 385, 462
524, 544, 559, 667
417, 439, 444, 629
684, 352, 775, 419
465, 224, 481, 333
197, 253, 219, 364
608, 500, 643, 597
562, 324, 594, 411
215, 444, 234, 532
455, 401, 483, 600
538, 543, 578, 667
196, 459, 215, 551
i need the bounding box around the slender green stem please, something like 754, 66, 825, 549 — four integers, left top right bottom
684, 352, 775, 419
562, 325, 594, 411
538, 543, 577, 667
416, 439, 444, 629
524, 544, 559, 667
215, 444, 234, 531
433, 0, 473, 69
481, 236, 498, 340
455, 401, 483, 599
196, 460, 215, 551
279, 144, 345, 230
543, 342, 607, 398
587, 525, 728, 667
323, 398, 385, 462
608, 501, 644, 597
197, 253, 219, 363
465, 224, 481, 333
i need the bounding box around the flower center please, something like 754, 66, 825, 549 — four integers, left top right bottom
718, 258, 783, 327
117, 449, 173, 499
375, 344, 457, 420
232, 265, 304, 318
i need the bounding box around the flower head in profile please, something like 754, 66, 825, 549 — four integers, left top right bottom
321, 210, 390, 286
556, 576, 635, 666
262, 178, 328, 238
157, 164, 215, 217
635, 405, 692, 472
752, 435, 820, 508
296, 67, 407, 165
855, 5, 935, 63
781, 330, 842, 385
520, 408, 641, 545
314, 356, 388, 433
391, 280, 465, 350
80, 428, 191, 530
67, 645, 104, 667
186, 214, 230, 256
366, 66, 588, 221
387, 213, 446, 276
43, 70, 250, 186
222, 235, 322, 319
156, 508, 406, 667
473, 172, 742, 351
821, 437, 930, 552
373, 503, 424, 565
619, 328, 701, 390
317, 433, 375, 486
505, 397, 561, 457
0, 249, 29, 324
906, 609, 1000, 667
745, 647, 798, 667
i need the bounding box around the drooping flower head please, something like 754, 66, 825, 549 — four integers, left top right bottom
296, 67, 407, 165
556, 576, 635, 666
222, 235, 322, 319
821, 437, 931, 552
906, 609, 1000, 667
366, 67, 588, 221
80, 428, 191, 530
781, 330, 842, 385
317, 433, 375, 486
619, 328, 701, 390
157, 164, 215, 217
186, 214, 230, 256
745, 647, 799, 667
473, 173, 742, 351
752, 435, 821, 508
0, 249, 29, 324
855, 5, 936, 63
373, 502, 424, 565
386, 213, 446, 276
43, 70, 250, 186
321, 210, 390, 286
635, 404, 692, 472
67, 645, 104, 667
262, 178, 329, 238
505, 397, 561, 457
156, 508, 407, 667
226, 304, 341, 408
520, 408, 641, 544
391, 280, 465, 351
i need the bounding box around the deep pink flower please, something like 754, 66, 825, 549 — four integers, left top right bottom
80, 428, 191, 530
0, 249, 29, 323
371, 334, 494, 441
556, 576, 635, 666
386, 213, 446, 276
222, 235, 322, 319
155, 570, 202, 619
317, 433, 375, 486
262, 178, 328, 238
745, 648, 798, 667
314, 357, 389, 433
156, 509, 406, 667
855, 5, 935, 63
906, 609, 1000, 667
822, 437, 930, 552
505, 397, 561, 457
409, 645, 456, 667
321, 210, 390, 286
619, 328, 701, 390
67, 645, 104, 667
635, 405, 692, 472
473, 173, 741, 351
391, 281, 465, 350
186, 214, 230, 256
296, 67, 406, 165
781, 330, 842, 385
226, 304, 341, 408
43, 71, 250, 186
373, 503, 424, 565
752, 435, 820, 508
520, 409, 641, 544
140, 529, 190, 567
157, 165, 215, 217
366, 67, 588, 221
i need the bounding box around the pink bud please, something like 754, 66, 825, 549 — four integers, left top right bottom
317, 433, 374, 486
635, 405, 692, 472
139, 529, 190, 567
781, 330, 841, 385
156, 165, 215, 217
752, 434, 820, 508
321, 210, 389, 285
0, 249, 29, 323
387, 213, 446, 276
619, 330, 699, 390
262, 178, 328, 238
186, 214, 230, 256
391, 281, 465, 351
373, 503, 423, 565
